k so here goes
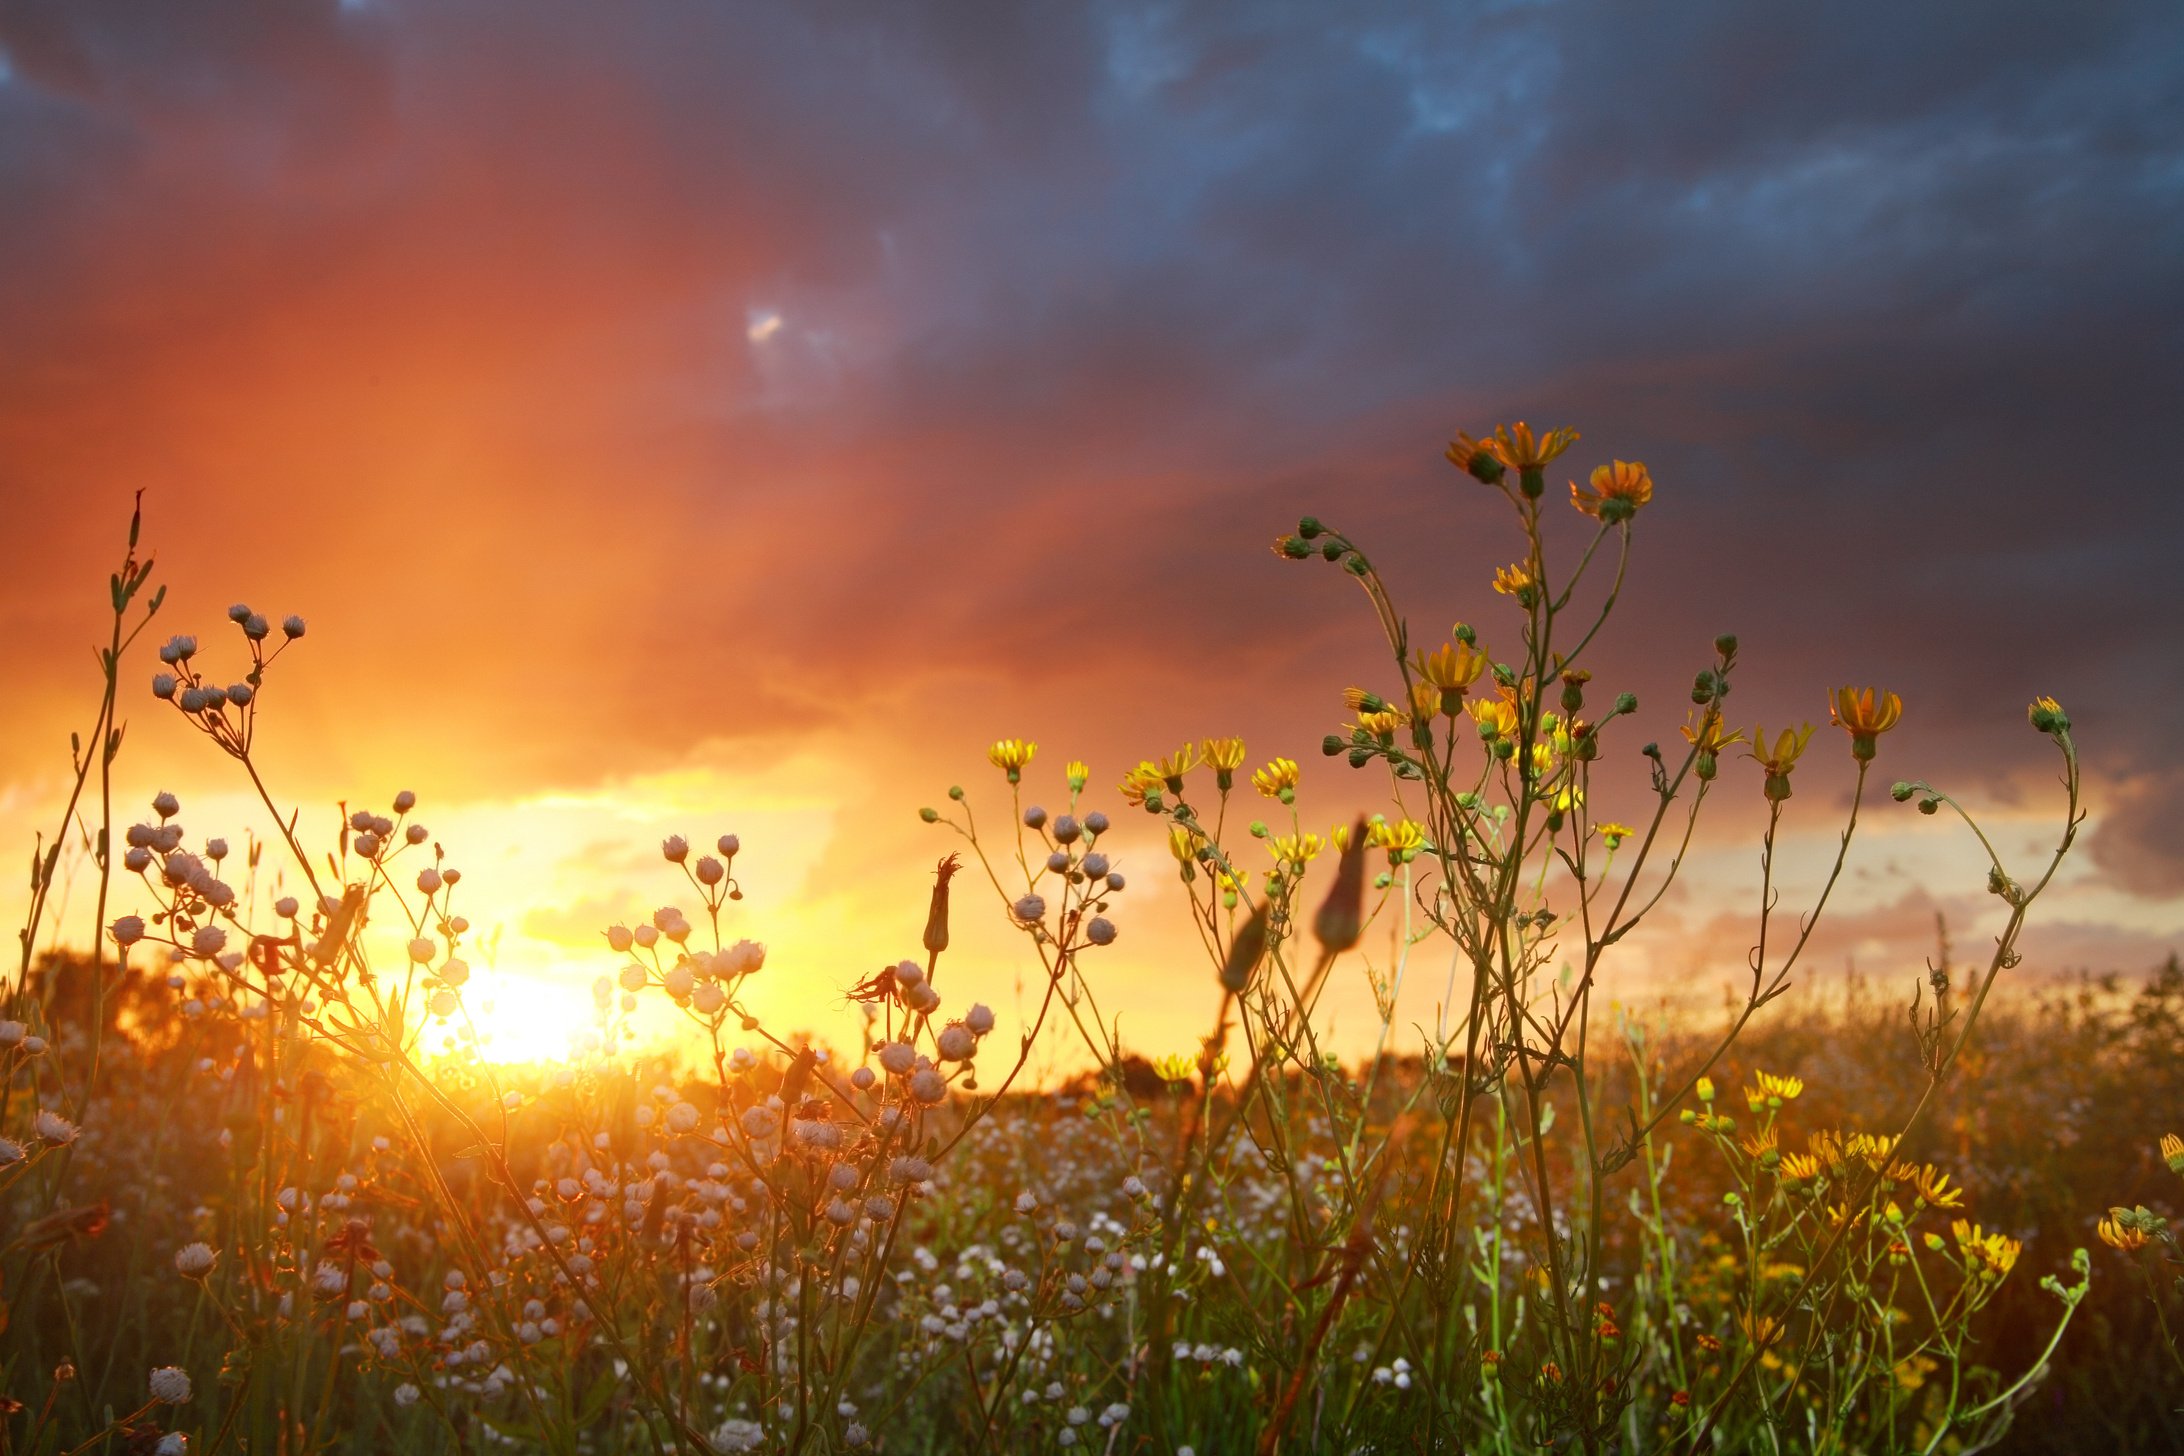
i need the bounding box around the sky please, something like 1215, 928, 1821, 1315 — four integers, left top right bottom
3, 1, 2181, 1064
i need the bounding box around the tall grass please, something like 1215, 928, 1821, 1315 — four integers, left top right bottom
2, 428, 2175, 1454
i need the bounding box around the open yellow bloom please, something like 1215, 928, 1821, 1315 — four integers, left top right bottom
1952, 1220, 2021, 1278
1910, 1164, 1964, 1209
1065, 760, 1090, 792
1413, 641, 1488, 707
1753, 1071, 1804, 1102
1155, 742, 1201, 790
1267, 831, 1323, 868
1570, 460, 1653, 522
1251, 757, 1300, 801
988, 738, 1037, 780
1201, 736, 1246, 791
1201, 737, 1247, 772
1594, 821, 1635, 849
1681, 710, 1744, 752
1357, 709, 1405, 740
1749, 723, 1815, 801
1829, 686, 1903, 762
1469, 696, 1519, 741
1368, 818, 1428, 862
1779, 1152, 1822, 1183
2098, 1213, 2149, 1252
1488, 421, 1580, 472
1118, 761, 1165, 807
1492, 561, 1539, 600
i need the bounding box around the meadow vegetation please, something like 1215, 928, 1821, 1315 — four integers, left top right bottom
2, 440, 2178, 1454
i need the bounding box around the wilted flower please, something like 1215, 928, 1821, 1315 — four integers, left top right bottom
190, 925, 227, 958
110, 915, 146, 946
148, 1367, 192, 1404
1012, 895, 1046, 925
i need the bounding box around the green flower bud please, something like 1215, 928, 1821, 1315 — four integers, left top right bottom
1890, 781, 1916, 802
1298, 516, 1324, 539
919, 807, 940, 823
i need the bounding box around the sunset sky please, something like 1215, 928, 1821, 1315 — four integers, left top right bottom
3, 3, 2181, 1062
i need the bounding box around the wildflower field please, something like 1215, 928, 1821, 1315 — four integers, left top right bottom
4, 435, 2180, 1455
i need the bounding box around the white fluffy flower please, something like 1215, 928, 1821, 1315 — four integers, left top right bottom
174, 1242, 217, 1277
148, 1366, 192, 1404
111, 915, 146, 946
33, 1109, 77, 1144
190, 925, 227, 957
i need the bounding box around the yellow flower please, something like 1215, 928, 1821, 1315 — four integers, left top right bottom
1738, 1310, 1783, 1348
1155, 742, 1201, 791
1695, 1076, 1716, 1103
988, 738, 1037, 782
1446, 430, 1503, 482
1202, 736, 1246, 791
1570, 460, 1653, 522
1753, 1071, 1804, 1103
1168, 826, 1207, 867
2162, 1132, 2184, 1175
1118, 761, 1165, 807
1848, 1131, 1899, 1170
1409, 680, 1445, 722
1341, 685, 1391, 714
1680, 710, 1744, 783
1357, 709, 1405, 740
1492, 560, 1539, 602
1489, 421, 1580, 472
2098, 1211, 2149, 1252
1808, 1129, 1845, 1174
1779, 1152, 1822, 1184
1749, 723, 1815, 801
1740, 1125, 1779, 1158
1469, 696, 1519, 742
2028, 695, 2070, 735
1594, 821, 1635, 849
1412, 640, 1488, 714
1910, 1165, 1964, 1209
1267, 831, 1324, 868
1951, 1220, 2021, 1278
1828, 686, 1903, 762
1368, 818, 1428, 863
1251, 757, 1300, 802
1527, 740, 1557, 780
